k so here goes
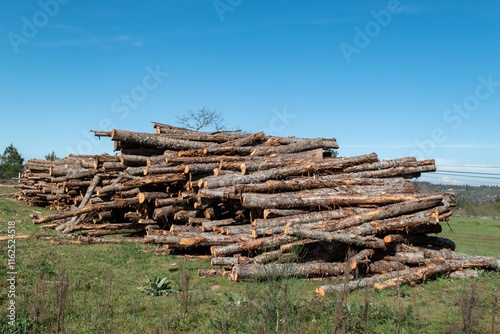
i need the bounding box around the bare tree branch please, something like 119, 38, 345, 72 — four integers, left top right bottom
176, 107, 226, 132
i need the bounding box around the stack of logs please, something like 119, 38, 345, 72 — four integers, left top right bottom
15, 122, 500, 293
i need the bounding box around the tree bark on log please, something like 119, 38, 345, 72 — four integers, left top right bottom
243, 193, 419, 209
111, 129, 207, 149
252, 207, 370, 229
202, 153, 378, 189
97, 173, 186, 196
34, 198, 139, 224
211, 235, 295, 257
285, 228, 386, 249
57, 175, 101, 232
309, 196, 443, 232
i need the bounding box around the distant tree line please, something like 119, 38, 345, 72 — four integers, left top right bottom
0, 144, 60, 181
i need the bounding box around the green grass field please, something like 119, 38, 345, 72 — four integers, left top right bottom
1, 185, 499, 333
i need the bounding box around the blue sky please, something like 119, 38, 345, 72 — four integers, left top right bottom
1, 0, 500, 185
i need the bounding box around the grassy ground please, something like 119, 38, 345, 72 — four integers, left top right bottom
1, 184, 499, 333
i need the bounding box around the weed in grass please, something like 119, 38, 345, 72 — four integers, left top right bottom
178, 260, 191, 318
138, 276, 176, 296
55, 268, 70, 334
333, 249, 354, 334
491, 293, 498, 334
458, 280, 479, 334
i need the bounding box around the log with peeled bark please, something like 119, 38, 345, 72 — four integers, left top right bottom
231, 259, 358, 281
251, 138, 339, 156
369, 260, 408, 274
198, 269, 231, 277
138, 192, 170, 204
215, 131, 265, 148
285, 228, 386, 249
337, 208, 440, 237
220, 224, 254, 236
252, 207, 370, 229
173, 210, 199, 220
243, 193, 420, 209
156, 197, 190, 207
145, 233, 239, 247
372, 260, 492, 290
211, 235, 295, 257
383, 234, 456, 250
111, 129, 207, 150
34, 198, 139, 224
119, 154, 150, 166
179, 147, 255, 157
184, 163, 220, 174
201, 218, 237, 232
308, 195, 443, 233
381, 252, 426, 265
97, 173, 186, 196
201, 153, 378, 189
86, 228, 145, 237
66, 222, 136, 233
253, 251, 300, 264
102, 162, 126, 171
211, 256, 252, 266
263, 208, 310, 219
397, 245, 500, 270
56, 175, 101, 232
152, 205, 176, 220
342, 157, 422, 173
257, 176, 411, 193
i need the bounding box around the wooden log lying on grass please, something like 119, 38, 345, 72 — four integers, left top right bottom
317, 253, 500, 296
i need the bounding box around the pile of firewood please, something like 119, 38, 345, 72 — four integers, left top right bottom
14, 122, 499, 293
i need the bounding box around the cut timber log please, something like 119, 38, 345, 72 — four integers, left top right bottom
33, 198, 139, 224
198, 269, 231, 277
111, 129, 207, 149
231, 260, 352, 281
309, 195, 443, 232
243, 193, 419, 209
97, 173, 186, 196
252, 207, 370, 229
285, 228, 386, 249
383, 234, 456, 250
57, 175, 101, 232
211, 235, 295, 257
202, 153, 378, 189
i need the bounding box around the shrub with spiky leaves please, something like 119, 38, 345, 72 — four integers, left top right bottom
138, 276, 176, 296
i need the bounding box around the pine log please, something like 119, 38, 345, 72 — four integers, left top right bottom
201, 218, 237, 232
251, 138, 339, 156
252, 207, 370, 229
34, 198, 139, 224
243, 193, 419, 209
383, 234, 456, 250
111, 129, 207, 149
57, 175, 101, 232
139, 192, 170, 204
369, 260, 408, 274
285, 228, 386, 249
263, 208, 310, 219
97, 173, 185, 196
309, 195, 443, 232
202, 153, 378, 189
145, 233, 239, 247
211, 235, 295, 257
152, 205, 176, 220
231, 260, 351, 281
373, 260, 489, 290
198, 269, 231, 277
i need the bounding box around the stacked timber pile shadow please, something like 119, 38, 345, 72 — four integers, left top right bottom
14, 122, 500, 293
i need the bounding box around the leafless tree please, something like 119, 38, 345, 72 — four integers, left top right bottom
176, 107, 226, 131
